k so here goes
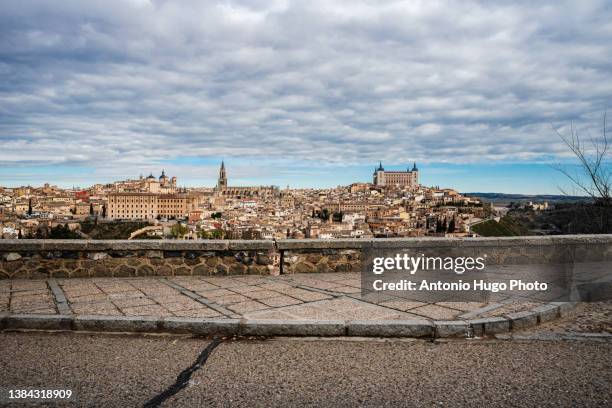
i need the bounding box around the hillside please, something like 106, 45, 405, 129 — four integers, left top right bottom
471, 215, 528, 237
80, 220, 149, 239
465, 193, 590, 205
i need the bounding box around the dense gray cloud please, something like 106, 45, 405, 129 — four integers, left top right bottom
0, 0, 611, 178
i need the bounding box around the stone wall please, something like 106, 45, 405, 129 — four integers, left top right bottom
279, 241, 364, 274
278, 235, 612, 274
1, 235, 611, 279
0, 240, 279, 279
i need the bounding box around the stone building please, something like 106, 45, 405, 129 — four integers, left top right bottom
323, 201, 385, 213
111, 171, 178, 194
75, 202, 92, 216
214, 161, 278, 198
372, 162, 419, 189
107, 192, 197, 220
143, 170, 177, 194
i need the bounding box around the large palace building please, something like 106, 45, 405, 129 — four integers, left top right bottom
107, 171, 197, 220
108, 192, 198, 220
215, 161, 278, 198
373, 162, 419, 189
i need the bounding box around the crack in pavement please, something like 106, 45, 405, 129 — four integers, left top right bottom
143, 337, 224, 408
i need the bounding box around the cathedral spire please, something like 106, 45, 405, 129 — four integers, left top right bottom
217, 161, 228, 190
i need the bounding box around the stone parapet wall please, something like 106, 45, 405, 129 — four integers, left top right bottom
0, 240, 279, 279
278, 235, 612, 274
282, 249, 362, 274
1, 235, 611, 279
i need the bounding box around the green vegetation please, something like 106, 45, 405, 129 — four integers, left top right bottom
465, 193, 590, 205
198, 229, 225, 239
170, 223, 188, 238
80, 221, 148, 239
316, 209, 330, 221
211, 212, 223, 219
510, 203, 612, 234
138, 234, 162, 239
471, 215, 527, 237
448, 217, 455, 233
48, 224, 81, 239
473, 204, 611, 236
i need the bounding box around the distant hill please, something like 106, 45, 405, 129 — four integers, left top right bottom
465, 193, 590, 204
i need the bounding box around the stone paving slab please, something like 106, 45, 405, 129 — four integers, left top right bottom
0, 272, 581, 338
0, 273, 558, 321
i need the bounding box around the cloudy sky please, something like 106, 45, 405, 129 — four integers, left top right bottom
1, 0, 611, 193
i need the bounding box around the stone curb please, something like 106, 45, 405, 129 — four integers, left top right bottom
162, 318, 240, 335
242, 319, 346, 337
532, 304, 560, 323
504, 311, 538, 331
347, 319, 433, 337
434, 320, 470, 338
0, 303, 576, 338
469, 316, 511, 337
2, 314, 73, 331
73, 315, 161, 332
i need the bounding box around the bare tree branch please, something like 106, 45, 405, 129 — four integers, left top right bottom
552, 111, 611, 206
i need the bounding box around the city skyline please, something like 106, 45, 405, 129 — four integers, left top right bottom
1, 1, 610, 195
0, 159, 579, 195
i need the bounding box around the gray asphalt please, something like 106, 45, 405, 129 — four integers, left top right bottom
0, 332, 610, 407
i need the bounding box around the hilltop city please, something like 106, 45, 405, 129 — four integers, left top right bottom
0, 162, 499, 239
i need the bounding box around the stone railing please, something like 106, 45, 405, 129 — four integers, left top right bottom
1, 235, 611, 279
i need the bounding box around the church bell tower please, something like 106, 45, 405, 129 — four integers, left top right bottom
217, 161, 228, 190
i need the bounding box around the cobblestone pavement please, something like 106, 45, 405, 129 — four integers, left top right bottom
2, 273, 600, 324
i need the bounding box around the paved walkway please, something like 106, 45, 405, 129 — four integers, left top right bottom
1, 273, 554, 322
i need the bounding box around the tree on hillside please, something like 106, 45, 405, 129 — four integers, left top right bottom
49, 224, 79, 239
435, 219, 444, 233
210, 229, 224, 239
170, 223, 188, 239
553, 112, 611, 206
89, 203, 94, 216
101, 204, 107, 218
319, 208, 330, 222
448, 217, 456, 233
28, 198, 33, 216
